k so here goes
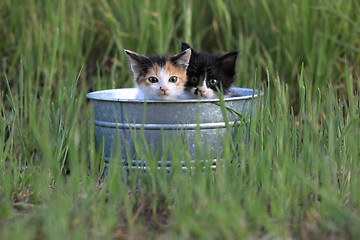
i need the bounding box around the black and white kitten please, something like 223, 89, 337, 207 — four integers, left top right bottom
181, 42, 238, 98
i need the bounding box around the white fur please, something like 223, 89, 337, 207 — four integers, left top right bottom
199, 78, 217, 98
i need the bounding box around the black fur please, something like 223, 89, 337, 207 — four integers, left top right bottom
180, 42, 238, 95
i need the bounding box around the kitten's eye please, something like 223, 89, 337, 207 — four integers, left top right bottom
209, 79, 218, 86
169, 76, 178, 83
148, 77, 158, 83
191, 76, 197, 83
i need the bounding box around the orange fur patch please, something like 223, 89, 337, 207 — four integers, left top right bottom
164, 62, 187, 86
137, 76, 149, 86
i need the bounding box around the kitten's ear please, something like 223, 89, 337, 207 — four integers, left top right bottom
218, 51, 238, 76
170, 48, 192, 70
180, 42, 198, 55
124, 49, 149, 76
180, 42, 191, 51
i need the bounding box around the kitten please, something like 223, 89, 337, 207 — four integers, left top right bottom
124, 48, 191, 100
180, 42, 238, 98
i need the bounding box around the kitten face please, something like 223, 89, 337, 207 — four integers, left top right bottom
124, 49, 191, 100
181, 42, 238, 98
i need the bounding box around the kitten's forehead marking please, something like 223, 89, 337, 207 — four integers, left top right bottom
158, 66, 169, 87
146, 64, 169, 86
202, 72, 208, 87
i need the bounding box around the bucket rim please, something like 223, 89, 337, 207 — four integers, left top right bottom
86, 87, 262, 103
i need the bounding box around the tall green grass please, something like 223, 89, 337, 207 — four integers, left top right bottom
1, 0, 360, 239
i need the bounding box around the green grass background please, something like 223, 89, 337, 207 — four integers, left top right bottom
1, 0, 360, 239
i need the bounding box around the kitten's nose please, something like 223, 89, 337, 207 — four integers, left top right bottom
200, 89, 206, 96
160, 87, 168, 94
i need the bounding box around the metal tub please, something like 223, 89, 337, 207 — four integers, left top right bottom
86, 88, 260, 171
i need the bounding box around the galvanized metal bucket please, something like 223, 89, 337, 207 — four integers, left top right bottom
86, 88, 260, 172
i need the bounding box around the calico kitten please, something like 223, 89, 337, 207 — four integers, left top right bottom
124, 48, 191, 100
181, 42, 238, 98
